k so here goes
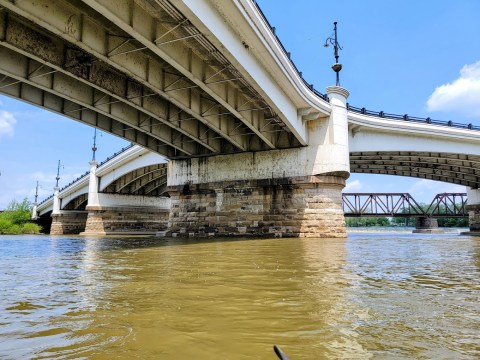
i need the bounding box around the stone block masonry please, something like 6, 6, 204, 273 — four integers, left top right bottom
167, 175, 346, 238
50, 211, 88, 235
467, 204, 480, 232
81, 206, 169, 235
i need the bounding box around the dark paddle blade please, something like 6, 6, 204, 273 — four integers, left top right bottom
273, 345, 291, 360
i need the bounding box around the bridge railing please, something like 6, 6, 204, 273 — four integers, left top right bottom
251, 0, 329, 102
252, 1, 478, 131
343, 192, 468, 218
346, 105, 480, 131
37, 143, 135, 206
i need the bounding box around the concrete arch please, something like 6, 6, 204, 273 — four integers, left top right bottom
348, 113, 480, 188
98, 151, 167, 191
350, 151, 480, 187
62, 193, 88, 211
103, 164, 168, 196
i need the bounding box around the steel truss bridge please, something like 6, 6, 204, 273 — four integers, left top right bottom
342, 193, 468, 218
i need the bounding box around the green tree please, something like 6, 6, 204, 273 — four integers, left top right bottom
0, 198, 41, 234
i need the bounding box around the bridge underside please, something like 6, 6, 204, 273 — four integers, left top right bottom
102, 164, 168, 196
0, 0, 301, 160
350, 151, 480, 188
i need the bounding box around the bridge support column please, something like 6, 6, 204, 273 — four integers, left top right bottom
81, 194, 170, 235
167, 175, 346, 238
31, 202, 38, 220
87, 160, 100, 207
50, 211, 88, 235
413, 217, 443, 234
166, 86, 350, 238
463, 188, 480, 235
50, 187, 64, 235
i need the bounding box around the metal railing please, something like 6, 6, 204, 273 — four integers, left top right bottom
251, 1, 328, 101
347, 105, 480, 131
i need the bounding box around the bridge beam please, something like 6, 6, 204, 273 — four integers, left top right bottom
164, 86, 350, 238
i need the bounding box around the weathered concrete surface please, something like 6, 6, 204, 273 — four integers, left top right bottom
168, 87, 350, 187
50, 211, 88, 235
165, 175, 346, 238
81, 206, 169, 235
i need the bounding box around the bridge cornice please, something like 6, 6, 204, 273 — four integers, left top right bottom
348, 112, 480, 143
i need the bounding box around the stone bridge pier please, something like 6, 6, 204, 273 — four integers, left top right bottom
413, 217, 442, 234
464, 188, 480, 235
165, 87, 350, 238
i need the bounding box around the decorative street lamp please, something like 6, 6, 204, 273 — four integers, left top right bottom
55, 160, 62, 188
92, 128, 98, 161
324, 21, 343, 86
31, 180, 39, 220
34, 181, 39, 204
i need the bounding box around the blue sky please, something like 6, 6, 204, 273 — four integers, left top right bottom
1, 0, 480, 209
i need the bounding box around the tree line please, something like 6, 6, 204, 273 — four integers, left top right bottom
0, 199, 41, 234
345, 216, 468, 228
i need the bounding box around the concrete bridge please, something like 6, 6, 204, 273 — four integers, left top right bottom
3, 0, 480, 237
35, 144, 171, 235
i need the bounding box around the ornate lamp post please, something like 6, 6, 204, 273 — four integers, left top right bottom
92, 128, 98, 161
324, 21, 343, 86
55, 160, 62, 188
31, 180, 39, 220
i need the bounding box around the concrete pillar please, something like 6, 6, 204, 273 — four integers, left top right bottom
463, 187, 480, 235
413, 217, 443, 234
87, 160, 99, 208
52, 187, 60, 215
31, 203, 38, 220
326, 86, 350, 169
164, 86, 351, 238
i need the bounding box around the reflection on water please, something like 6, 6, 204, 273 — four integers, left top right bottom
0, 234, 478, 359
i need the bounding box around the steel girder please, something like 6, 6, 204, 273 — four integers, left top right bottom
0, 0, 297, 158
342, 192, 468, 218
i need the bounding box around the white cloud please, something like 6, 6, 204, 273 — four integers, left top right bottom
408, 179, 465, 203
343, 179, 363, 192
0, 110, 16, 138
426, 60, 480, 117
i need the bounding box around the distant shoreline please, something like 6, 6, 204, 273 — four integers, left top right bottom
347, 227, 468, 233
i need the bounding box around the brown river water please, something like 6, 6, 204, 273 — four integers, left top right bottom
0, 232, 479, 359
